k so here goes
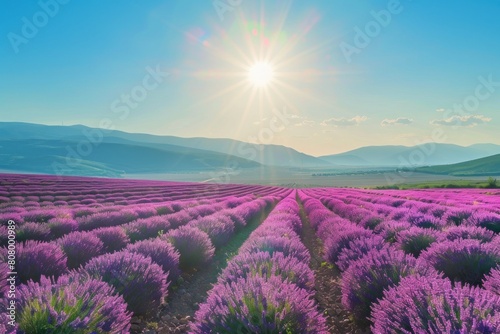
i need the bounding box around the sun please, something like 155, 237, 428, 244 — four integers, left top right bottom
248, 61, 274, 87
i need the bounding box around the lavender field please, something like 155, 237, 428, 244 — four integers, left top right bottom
1, 173, 500, 333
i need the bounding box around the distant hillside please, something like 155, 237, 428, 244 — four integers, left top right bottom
0, 122, 330, 168
0, 139, 259, 177
320, 144, 500, 167
415, 154, 500, 176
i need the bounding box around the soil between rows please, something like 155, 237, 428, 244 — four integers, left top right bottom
297, 198, 368, 334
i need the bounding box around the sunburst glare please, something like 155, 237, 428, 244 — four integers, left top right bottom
248, 61, 274, 87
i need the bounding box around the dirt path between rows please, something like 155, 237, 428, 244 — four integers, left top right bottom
131, 206, 274, 334
297, 198, 368, 334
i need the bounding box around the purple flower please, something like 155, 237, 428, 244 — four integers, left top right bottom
444, 225, 495, 243
324, 222, 373, 264
17, 273, 131, 333
123, 216, 171, 242
218, 251, 315, 291
467, 211, 500, 233
483, 267, 500, 295
420, 239, 500, 286
77, 210, 138, 231
13, 240, 68, 283
126, 238, 180, 283
16, 222, 51, 242
336, 235, 388, 272
444, 208, 475, 226
48, 218, 79, 238
59, 231, 104, 269
92, 226, 130, 253
371, 274, 500, 333
341, 247, 435, 326
163, 226, 215, 270
188, 214, 235, 248
240, 235, 311, 263
82, 251, 168, 316
374, 220, 412, 243
191, 275, 328, 333
395, 226, 445, 257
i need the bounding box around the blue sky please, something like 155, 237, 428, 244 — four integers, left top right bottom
1, 0, 500, 156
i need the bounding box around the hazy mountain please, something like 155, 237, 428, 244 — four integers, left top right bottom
416, 154, 500, 176
0, 122, 331, 168
0, 138, 259, 177
320, 144, 500, 167
2, 123, 499, 173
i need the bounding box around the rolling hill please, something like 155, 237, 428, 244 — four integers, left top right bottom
0, 122, 330, 168
415, 154, 500, 176
1, 123, 500, 177
320, 144, 500, 167
0, 138, 259, 177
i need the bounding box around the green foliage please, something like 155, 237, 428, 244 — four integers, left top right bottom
486, 177, 498, 188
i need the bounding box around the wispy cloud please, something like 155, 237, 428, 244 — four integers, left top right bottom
430, 114, 492, 127
321, 115, 367, 127
436, 108, 445, 112
381, 117, 414, 126
294, 120, 315, 127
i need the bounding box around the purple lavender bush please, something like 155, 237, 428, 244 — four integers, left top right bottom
22, 210, 57, 223
77, 210, 138, 231
165, 211, 192, 228
82, 251, 168, 316
188, 214, 235, 247
224, 210, 246, 229
124, 216, 172, 242
336, 235, 387, 272
483, 267, 500, 295
133, 206, 157, 218
163, 226, 215, 270
371, 274, 500, 333
269, 212, 303, 234
190, 275, 328, 333
126, 238, 181, 283
92, 226, 130, 253
374, 220, 412, 243
341, 247, 435, 326
420, 239, 500, 286
250, 224, 300, 242
59, 231, 104, 269
15, 240, 68, 283
218, 251, 314, 291
239, 235, 311, 263
324, 223, 373, 264
395, 226, 444, 257
444, 225, 495, 243
17, 274, 131, 333
47, 218, 79, 238
467, 211, 500, 233
16, 222, 51, 242
155, 204, 174, 215
406, 212, 444, 229
359, 215, 384, 230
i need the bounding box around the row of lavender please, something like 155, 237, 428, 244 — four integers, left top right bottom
189, 193, 328, 333
300, 189, 500, 332
5, 194, 277, 284
0, 176, 289, 333
0, 174, 283, 200
312, 187, 500, 235
0, 194, 264, 247
0, 174, 282, 217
